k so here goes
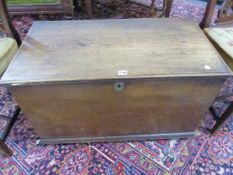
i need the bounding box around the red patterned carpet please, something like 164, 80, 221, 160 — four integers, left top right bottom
1, 0, 233, 174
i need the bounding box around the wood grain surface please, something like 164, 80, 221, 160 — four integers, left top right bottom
1, 18, 231, 85
1, 18, 232, 142
8, 77, 226, 139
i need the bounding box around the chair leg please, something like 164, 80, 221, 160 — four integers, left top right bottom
209, 102, 233, 133
199, 0, 217, 29
209, 105, 219, 121
85, 0, 93, 18
151, 0, 156, 17
0, 107, 20, 158
0, 141, 12, 158
0, 0, 21, 46
1, 107, 21, 141
164, 0, 173, 17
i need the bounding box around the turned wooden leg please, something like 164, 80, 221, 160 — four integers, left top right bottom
0, 141, 12, 158
85, 0, 93, 18
164, 0, 173, 17
151, 0, 156, 17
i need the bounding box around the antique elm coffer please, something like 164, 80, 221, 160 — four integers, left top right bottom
0, 18, 232, 144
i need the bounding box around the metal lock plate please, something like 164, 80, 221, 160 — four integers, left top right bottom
114, 82, 124, 92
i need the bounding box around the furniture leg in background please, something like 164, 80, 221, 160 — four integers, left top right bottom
85, 0, 93, 18
165, 0, 173, 17
0, 141, 13, 158
151, 0, 173, 17
199, 0, 217, 28
200, 0, 233, 28
209, 94, 233, 133
0, 107, 20, 158
0, 0, 21, 46
151, 0, 156, 16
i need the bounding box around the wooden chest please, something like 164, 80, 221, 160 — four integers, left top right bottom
0, 18, 232, 144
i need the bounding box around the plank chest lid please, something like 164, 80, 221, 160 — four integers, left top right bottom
0, 18, 232, 85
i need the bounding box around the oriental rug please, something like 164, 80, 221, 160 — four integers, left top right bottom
1, 0, 233, 174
